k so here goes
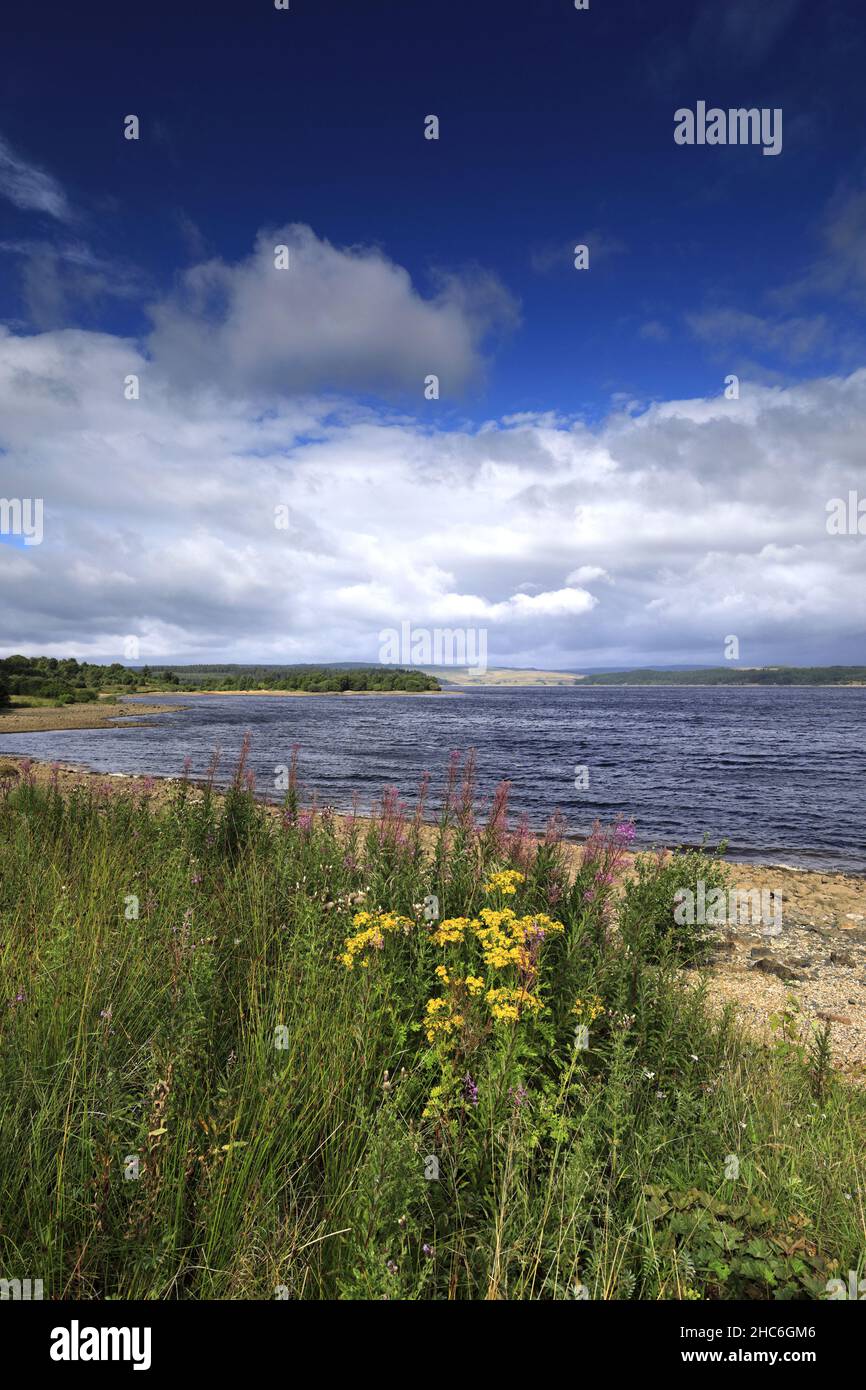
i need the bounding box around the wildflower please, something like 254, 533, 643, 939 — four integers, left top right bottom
386, 1260, 398, 1276
573, 996, 604, 1024
486, 986, 543, 1024
424, 995, 463, 1046
463, 1073, 479, 1105
474, 909, 563, 970
482, 869, 525, 896
510, 1084, 528, 1109
431, 916, 472, 946
339, 909, 414, 969
422, 1243, 434, 1258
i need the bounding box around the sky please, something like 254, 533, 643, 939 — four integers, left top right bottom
0, 0, 864, 669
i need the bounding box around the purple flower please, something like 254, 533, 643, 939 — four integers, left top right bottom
510, 1084, 528, 1110
615, 821, 636, 843
463, 1073, 479, 1106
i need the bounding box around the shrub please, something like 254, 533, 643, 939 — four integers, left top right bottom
618, 843, 732, 964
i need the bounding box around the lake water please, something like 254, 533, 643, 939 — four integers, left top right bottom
2, 687, 864, 872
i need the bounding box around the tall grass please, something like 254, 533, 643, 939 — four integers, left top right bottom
0, 752, 862, 1300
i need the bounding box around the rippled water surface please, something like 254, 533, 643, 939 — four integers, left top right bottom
2, 687, 864, 871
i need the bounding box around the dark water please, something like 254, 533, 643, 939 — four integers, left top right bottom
2, 687, 864, 871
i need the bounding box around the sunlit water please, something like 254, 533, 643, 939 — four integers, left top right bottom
2, 687, 864, 871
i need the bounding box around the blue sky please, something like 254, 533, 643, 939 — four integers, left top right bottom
0, 0, 864, 667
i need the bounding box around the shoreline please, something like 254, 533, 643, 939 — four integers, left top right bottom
0, 711, 863, 876
0, 689, 458, 736
162, 687, 456, 697
0, 700, 185, 735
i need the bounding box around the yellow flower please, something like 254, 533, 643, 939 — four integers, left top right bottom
482, 869, 526, 896
464, 975, 484, 996
432, 916, 472, 946
472, 908, 564, 970
485, 986, 544, 1024
573, 995, 604, 1023
339, 909, 414, 968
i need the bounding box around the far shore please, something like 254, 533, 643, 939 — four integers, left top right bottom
0, 688, 460, 735
168, 687, 456, 697
0, 701, 184, 735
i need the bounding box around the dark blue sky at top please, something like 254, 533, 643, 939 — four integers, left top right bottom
2, 0, 865, 421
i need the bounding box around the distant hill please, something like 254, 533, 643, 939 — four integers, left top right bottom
577, 666, 866, 686
421, 667, 586, 687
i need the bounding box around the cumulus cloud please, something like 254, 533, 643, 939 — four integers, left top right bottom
1, 321, 864, 668
146, 224, 519, 400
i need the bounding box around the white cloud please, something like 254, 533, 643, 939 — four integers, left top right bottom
1, 320, 864, 668
0, 134, 72, 222
146, 224, 519, 399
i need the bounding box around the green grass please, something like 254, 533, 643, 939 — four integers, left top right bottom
0, 752, 862, 1300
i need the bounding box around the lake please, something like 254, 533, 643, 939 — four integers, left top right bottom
2, 686, 864, 872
